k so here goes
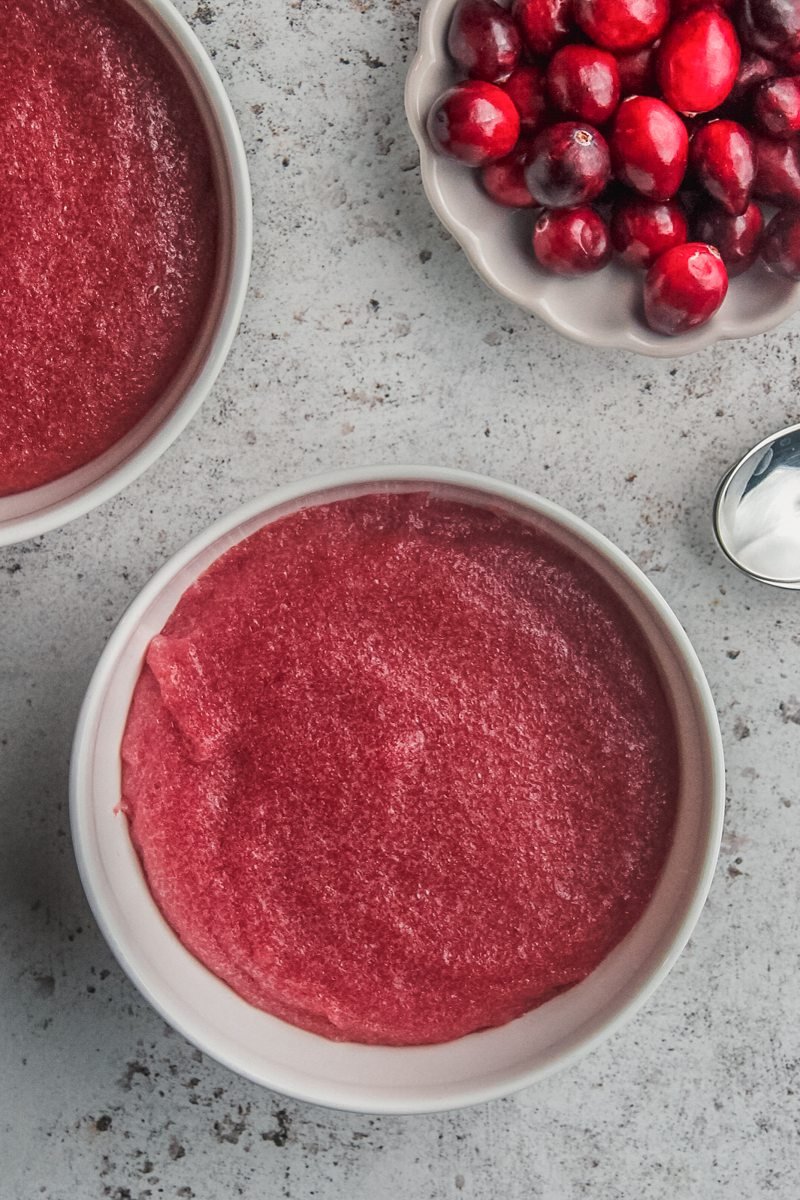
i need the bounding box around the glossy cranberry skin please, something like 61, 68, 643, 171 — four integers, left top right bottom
610, 96, 688, 200
512, 0, 572, 56
657, 9, 741, 114
574, 0, 668, 52
501, 64, 549, 132
616, 44, 658, 95
428, 82, 521, 166
610, 196, 689, 267
754, 77, 800, 138
752, 133, 800, 205
694, 201, 764, 274
730, 49, 778, 101
447, 0, 522, 83
547, 45, 621, 124
761, 207, 800, 277
644, 243, 728, 334
690, 120, 755, 214
737, 0, 800, 65
532, 206, 611, 275
525, 121, 611, 206
481, 141, 537, 206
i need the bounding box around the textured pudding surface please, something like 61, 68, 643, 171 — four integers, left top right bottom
121, 492, 679, 1046
0, 0, 217, 497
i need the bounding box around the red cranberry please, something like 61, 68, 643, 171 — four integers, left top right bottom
574, 0, 669, 52
616, 44, 658, 96
657, 9, 741, 114
644, 243, 728, 334
672, 0, 735, 12
447, 0, 522, 83
532, 206, 611, 275
501, 64, 549, 132
737, 0, 800, 65
761, 207, 800, 278
780, 47, 800, 71
547, 45, 621, 125
428, 82, 521, 166
690, 120, 755, 215
610, 196, 689, 267
752, 133, 800, 205
694, 200, 764, 274
525, 121, 611, 207
512, 0, 572, 56
754, 77, 800, 138
610, 96, 688, 201
730, 49, 778, 101
481, 141, 537, 206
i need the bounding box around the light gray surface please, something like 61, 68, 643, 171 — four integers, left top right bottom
1, 1, 799, 1196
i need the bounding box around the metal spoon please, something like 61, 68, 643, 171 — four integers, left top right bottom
714, 422, 800, 588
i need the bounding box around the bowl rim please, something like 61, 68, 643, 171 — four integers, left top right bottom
70, 464, 725, 1114
404, 0, 800, 358
0, 0, 252, 547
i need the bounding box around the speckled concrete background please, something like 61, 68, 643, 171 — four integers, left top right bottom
2, 1, 799, 1196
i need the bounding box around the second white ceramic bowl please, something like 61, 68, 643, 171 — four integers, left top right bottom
0, 0, 252, 547
71, 466, 724, 1114
405, 0, 800, 357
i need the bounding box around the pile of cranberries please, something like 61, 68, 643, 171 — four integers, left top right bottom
427, 0, 800, 335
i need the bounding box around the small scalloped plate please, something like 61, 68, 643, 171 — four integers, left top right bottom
405, 0, 800, 357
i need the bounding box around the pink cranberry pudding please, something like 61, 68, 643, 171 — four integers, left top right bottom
121, 491, 679, 1046
0, 0, 217, 496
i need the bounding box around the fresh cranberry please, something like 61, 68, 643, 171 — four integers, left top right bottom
447, 0, 522, 83
754, 77, 800, 138
737, 0, 800, 66
657, 9, 741, 114
694, 201, 764, 274
730, 49, 778, 101
547, 45, 621, 125
501, 64, 549, 132
690, 120, 755, 215
644, 243, 728, 334
752, 133, 800, 205
574, 0, 669, 52
532, 206, 611, 274
427, 82, 521, 166
616, 44, 658, 96
780, 47, 800, 71
672, 0, 735, 12
610, 196, 689, 267
512, 0, 572, 56
481, 141, 537, 206
610, 96, 688, 201
761, 207, 800, 278
525, 121, 611, 206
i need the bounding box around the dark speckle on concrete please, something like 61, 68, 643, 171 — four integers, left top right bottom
118, 1061, 151, 1092
261, 1109, 291, 1148
779, 697, 800, 725
32, 972, 55, 997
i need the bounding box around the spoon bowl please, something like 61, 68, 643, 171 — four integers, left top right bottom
714, 423, 800, 588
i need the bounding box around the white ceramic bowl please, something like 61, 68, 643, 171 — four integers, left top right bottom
405, 0, 800, 357
0, 0, 252, 548
71, 465, 724, 1114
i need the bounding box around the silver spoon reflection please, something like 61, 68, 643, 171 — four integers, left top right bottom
714, 423, 800, 588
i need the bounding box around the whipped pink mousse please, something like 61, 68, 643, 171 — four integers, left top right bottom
0, 0, 217, 496
122, 492, 678, 1045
